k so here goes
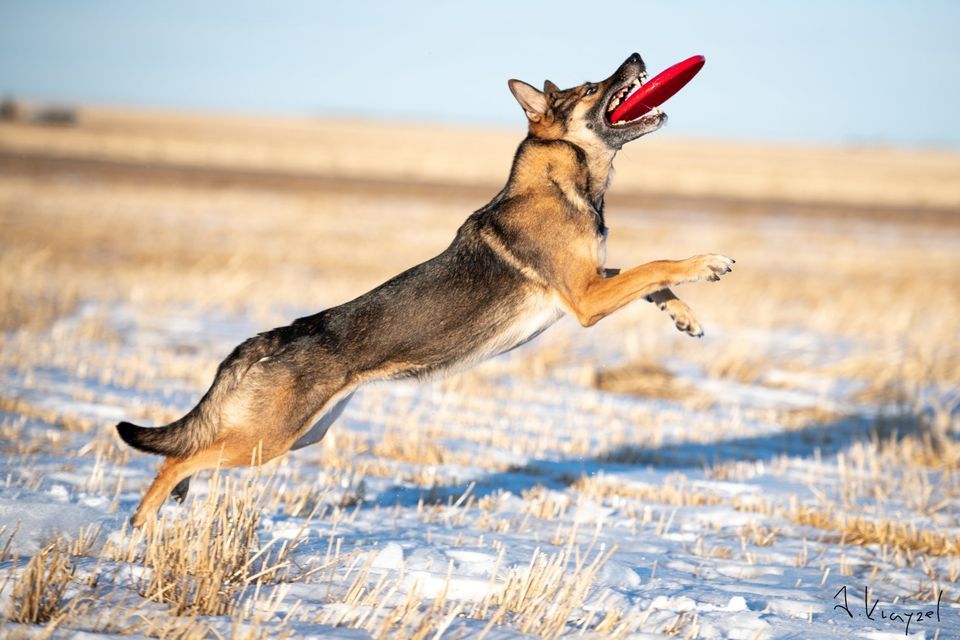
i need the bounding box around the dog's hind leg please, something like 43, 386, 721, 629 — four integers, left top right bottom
646, 288, 703, 337
130, 361, 352, 527
130, 448, 224, 527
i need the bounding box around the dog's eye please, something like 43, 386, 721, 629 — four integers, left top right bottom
584, 85, 598, 96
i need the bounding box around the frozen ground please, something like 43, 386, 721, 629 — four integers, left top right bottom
1, 299, 957, 638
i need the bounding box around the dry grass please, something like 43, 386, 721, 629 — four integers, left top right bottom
104, 469, 313, 617
0, 396, 100, 435
890, 431, 960, 472
520, 485, 571, 521
475, 544, 619, 638
787, 504, 960, 558
5, 542, 75, 625
306, 550, 461, 638
738, 522, 779, 548
593, 360, 710, 405
373, 426, 449, 466
873, 398, 960, 472
0, 469, 332, 637
308, 542, 626, 639
574, 474, 724, 507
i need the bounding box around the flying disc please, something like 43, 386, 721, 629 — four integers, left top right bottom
610, 55, 705, 124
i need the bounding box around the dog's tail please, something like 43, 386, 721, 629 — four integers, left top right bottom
116, 405, 215, 458
116, 333, 284, 458
116, 350, 245, 457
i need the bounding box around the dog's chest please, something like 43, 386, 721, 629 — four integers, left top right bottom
462, 294, 564, 368
499, 296, 565, 352
596, 225, 609, 268
583, 199, 609, 270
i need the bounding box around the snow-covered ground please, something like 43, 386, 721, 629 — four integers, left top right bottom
2, 297, 957, 638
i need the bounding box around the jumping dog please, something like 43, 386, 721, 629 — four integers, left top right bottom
118, 53, 733, 526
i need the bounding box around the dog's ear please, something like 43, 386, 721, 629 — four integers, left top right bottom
508, 79, 549, 123
543, 80, 560, 95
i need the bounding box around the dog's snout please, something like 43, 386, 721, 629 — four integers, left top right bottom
620, 52, 645, 76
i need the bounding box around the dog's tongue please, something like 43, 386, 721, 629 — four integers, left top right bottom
610, 55, 705, 124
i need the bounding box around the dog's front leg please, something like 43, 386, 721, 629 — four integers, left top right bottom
646, 288, 704, 337
606, 266, 704, 336
563, 254, 733, 327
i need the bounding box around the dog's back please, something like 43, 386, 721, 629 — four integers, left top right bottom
284, 211, 559, 382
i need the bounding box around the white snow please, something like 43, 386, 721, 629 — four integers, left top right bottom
1, 301, 957, 638
370, 541, 404, 570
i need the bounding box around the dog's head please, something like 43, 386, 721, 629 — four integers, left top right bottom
508, 53, 666, 151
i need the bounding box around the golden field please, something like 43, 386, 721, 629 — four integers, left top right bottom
3, 106, 960, 211
1, 108, 959, 637
3, 108, 959, 386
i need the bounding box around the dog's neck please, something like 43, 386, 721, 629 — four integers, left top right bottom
572, 138, 617, 207
509, 137, 616, 214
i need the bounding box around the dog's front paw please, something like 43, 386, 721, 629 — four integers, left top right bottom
667, 300, 704, 338
646, 289, 704, 337
689, 254, 735, 283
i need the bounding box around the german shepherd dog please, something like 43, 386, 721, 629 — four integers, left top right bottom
117, 53, 733, 527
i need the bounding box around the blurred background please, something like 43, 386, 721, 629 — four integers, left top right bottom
2, 0, 959, 147
1, 5, 960, 636
1, 0, 958, 374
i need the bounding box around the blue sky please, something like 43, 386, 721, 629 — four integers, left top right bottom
1, 1, 959, 148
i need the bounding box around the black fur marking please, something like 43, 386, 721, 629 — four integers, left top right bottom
170, 477, 191, 503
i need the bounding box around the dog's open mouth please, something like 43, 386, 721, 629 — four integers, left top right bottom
605, 72, 662, 126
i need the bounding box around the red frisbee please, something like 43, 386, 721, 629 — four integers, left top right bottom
610, 55, 705, 124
